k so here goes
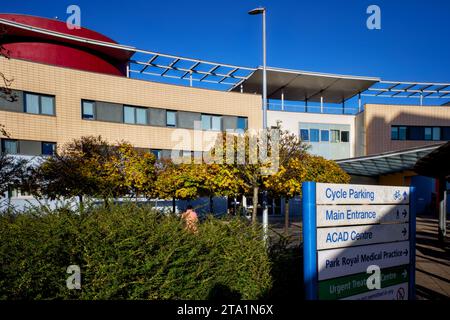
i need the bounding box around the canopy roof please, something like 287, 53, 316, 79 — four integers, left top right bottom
230, 67, 380, 104
336, 144, 443, 177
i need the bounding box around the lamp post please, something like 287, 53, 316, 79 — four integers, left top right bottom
249, 7, 269, 244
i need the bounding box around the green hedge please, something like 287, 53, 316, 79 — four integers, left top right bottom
0, 204, 272, 300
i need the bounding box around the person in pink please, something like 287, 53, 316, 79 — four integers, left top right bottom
181, 205, 198, 233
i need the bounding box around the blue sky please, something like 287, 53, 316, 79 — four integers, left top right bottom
2, 0, 450, 110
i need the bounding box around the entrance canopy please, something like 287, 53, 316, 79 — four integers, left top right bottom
336, 144, 444, 177
414, 142, 450, 179
230, 66, 380, 104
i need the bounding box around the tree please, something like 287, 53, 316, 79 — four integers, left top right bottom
32, 136, 156, 206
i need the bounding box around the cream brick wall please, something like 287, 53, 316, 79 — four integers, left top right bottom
0, 58, 262, 151
364, 104, 450, 155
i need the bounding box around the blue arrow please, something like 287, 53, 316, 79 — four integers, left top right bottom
402, 209, 407, 217
402, 228, 407, 236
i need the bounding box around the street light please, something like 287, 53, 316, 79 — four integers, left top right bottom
248, 7, 269, 244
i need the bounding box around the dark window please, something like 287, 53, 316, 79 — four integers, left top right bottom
82, 100, 95, 120
24, 92, 55, 115
1, 139, 18, 154
408, 127, 424, 140
310, 129, 319, 142
151, 149, 162, 160
398, 126, 407, 140
341, 131, 350, 142
124, 106, 147, 125
320, 130, 329, 142
443, 127, 450, 140
42, 142, 56, 156
300, 129, 309, 141
391, 127, 399, 140
237, 117, 248, 130
166, 110, 177, 127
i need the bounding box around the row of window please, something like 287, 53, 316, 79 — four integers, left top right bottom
391, 126, 450, 141
24, 92, 55, 115
1, 139, 56, 156
81, 100, 248, 131
300, 128, 349, 143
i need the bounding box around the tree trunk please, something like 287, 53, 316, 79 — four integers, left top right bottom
252, 186, 259, 224
284, 198, 290, 235
78, 195, 84, 214
172, 197, 176, 214
209, 195, 213, 214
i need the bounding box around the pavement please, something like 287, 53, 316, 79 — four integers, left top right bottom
415, 216, 450, 300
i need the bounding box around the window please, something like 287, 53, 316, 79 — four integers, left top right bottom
151, 149, 162, 160
300, 129, 309, 141
330, 130, 340, 143
1, 139, 18, 154
124, 106, 147, 125
82, 100, 95, 120
320, 130, 329, 142
42, 142, 56, 156
432, 127, 441, 141
24, 93, 55, 115
391, 127, 399, 140
166, 110, 177, 127
201, 114, 222, 131
237, 117, 248, 130
310, 129, 319, 142
408, 127, 424, 140
443, 127, 450, 140
341, 131, 349, 142
424, 127, 432, 140
398, 127, 407, 140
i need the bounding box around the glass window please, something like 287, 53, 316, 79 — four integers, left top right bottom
320, 130, 329, 142
211, 116, 221, 131
237, 117, 247, 130
25, 93, 39, 114
310, 129, 319, 142
424, 127, 432, 140
2, 139, 18, 154
40, 96, 54, 115
42, 142, 56, 156
151, 149, 161, 159
398, 127, 407, 140
124, 106, 135, 124
391, 127, 399, 140
443, 127, 450, 140
331, 130, 340, 143
341, 131, 349, 142
201, 114, 211, 130
300, 129, 309, 141
82, 101, 95, 119
432, 127, 441, 141
136, 108, 147, 125
409, 127, 423, 140
166, 111, 176, 127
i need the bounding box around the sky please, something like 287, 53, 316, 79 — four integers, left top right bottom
2, 0, 450, 109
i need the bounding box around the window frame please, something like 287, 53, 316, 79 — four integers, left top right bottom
166, 110, 177, 127
300, 129, 309, 141
320, 130, 329, 142
310, 129, 320, 142
201, 114, 222, 131
124, 105, 148, 125
341, 131, 350, 143
81, 100, 96, 120
24, 92, 55, 116
1, 139, 19, 155
237, 117, 248, 131
330, 129, 340, 143
41, 142, 56, 156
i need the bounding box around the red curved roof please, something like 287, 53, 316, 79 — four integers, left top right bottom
0, 13, 135, 76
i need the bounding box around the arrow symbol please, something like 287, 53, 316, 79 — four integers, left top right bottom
403, 249, 408, 256
402, 228, 407, 236
402, 209, 407, 218
402, 270, 408, 278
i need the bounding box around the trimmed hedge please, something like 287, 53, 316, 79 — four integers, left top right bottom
0, 204, 271, 300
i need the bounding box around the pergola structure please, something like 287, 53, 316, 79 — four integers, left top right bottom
2, 16, 450, 109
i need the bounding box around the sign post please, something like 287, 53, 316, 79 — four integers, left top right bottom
302, 182, 416, 300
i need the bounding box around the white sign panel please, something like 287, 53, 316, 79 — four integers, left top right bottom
318, 241, 410, 280
317, 223, 409, 250
316, 183, 410, 205
317, 204, 409, 227
341, 283, 408, 300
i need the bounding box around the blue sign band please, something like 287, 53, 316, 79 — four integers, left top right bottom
409, 186, 416, 300
302, 181, 317, 300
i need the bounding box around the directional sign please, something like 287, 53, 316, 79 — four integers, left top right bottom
317, 241, 410, 280
318, 265, 409, 300
317, 204, 409, 227
317, 223, 409, 250
316, 183, 410, 205
341, 282, 409, 300
302, 182, 416, 300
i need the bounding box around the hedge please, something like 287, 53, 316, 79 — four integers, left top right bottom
0, 204, 272, 300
